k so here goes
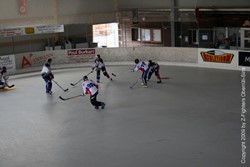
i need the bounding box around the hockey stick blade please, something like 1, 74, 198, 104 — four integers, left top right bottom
59, 94, 82, 101
7, 84, 15, 88
111, 73, 116, 76
52, 80, 69, 92
59, 96, 66, 101
129, 78, 140, 89
70, 78, 82, 87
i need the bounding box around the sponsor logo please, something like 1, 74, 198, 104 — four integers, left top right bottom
0, 55, 15, 70
25, 27, 35, 34
200, 50, 234, 63
0, 55, 12, 63
67, 49, 95, 56
239, 51, 250, 67
20, 53, 54, 68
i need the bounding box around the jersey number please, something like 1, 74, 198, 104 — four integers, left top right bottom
87, 83, 94, 88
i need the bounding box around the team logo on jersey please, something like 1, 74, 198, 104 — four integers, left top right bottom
200, 50, 234, 63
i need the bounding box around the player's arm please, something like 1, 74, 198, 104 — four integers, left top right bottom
131, 64, 139, 72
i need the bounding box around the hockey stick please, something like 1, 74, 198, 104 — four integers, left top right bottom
52, 80, 69, 92
6, 84, 15, 88
70, 70, 93, 86
0, 84, 15, 90
59, 94, 83, 101
70, 78, 82, 87
129, 78, 141, 89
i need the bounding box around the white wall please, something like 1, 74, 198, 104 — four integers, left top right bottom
0, 0, 117, 28
1, 47, 249, 75
0, 0, 55, 27
0, 0, 249, 28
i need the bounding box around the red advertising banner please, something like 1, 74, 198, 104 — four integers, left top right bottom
19, 0, 26, 14
67, 49, 95, 55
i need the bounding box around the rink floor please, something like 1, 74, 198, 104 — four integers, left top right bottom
0, 65, 249, 167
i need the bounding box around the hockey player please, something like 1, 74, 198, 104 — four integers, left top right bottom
0, 66, 14, 89
41, 58, 54, 95
81, 75, 105, 110
148, 60, 162, 83
92, 54, 112, 83
131, 59, 150, 87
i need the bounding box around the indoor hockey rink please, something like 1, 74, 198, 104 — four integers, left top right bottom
0, 65, 249, 167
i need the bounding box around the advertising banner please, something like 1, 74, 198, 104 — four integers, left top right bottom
0, 25, 64, 37
0, 55, 16, 73
198, 48, 238, 70
0, 28, 22, 37
239, 51, 250, 67
15, 49, 96, 70
67, 49, 95, 63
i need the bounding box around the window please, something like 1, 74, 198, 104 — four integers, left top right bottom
152, 29, 161, 42
132, 28, 140, 41
141, 29, 151, 41
132, 28, 162, 43
93, 23, 119, 47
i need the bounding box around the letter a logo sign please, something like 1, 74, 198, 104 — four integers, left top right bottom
21, 56, 32, 68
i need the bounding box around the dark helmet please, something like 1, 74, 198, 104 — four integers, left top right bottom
47, 58, 52, 63
97, 54, 100, 58
148, 60, 152, 64
134, 59, 139, 64
83, 76, 88, 81
2, 66, 7, 72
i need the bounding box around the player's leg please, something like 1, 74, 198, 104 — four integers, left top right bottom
142, 68, 150, 87
102, 67, 112, 80
42, 76, 52, 94
48, 79, 52, 94
141, 72, 146, 86
0, 81, 5, 89
96, 69, 101, 82
42, 77, 49, 93
148, 70, 153, 81
155, 66, 162, 83
3, 75, 9, 85
90, 92, 105, 109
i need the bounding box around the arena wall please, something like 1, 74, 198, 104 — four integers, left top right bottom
0, 47, 249, 75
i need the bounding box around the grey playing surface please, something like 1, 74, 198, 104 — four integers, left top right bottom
0, 65, 249, 167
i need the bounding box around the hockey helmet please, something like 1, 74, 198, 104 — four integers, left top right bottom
83, 76, 88, 81
134, 59, 139, 64
47, 58, 52, 62
2, 66, 7, 72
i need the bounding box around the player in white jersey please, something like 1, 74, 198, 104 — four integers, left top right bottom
131, 59, 150, 87
41, 58, 54, 95
0, 66, 11, 89
82, 75, 105, 110
92, 54, 112, 83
